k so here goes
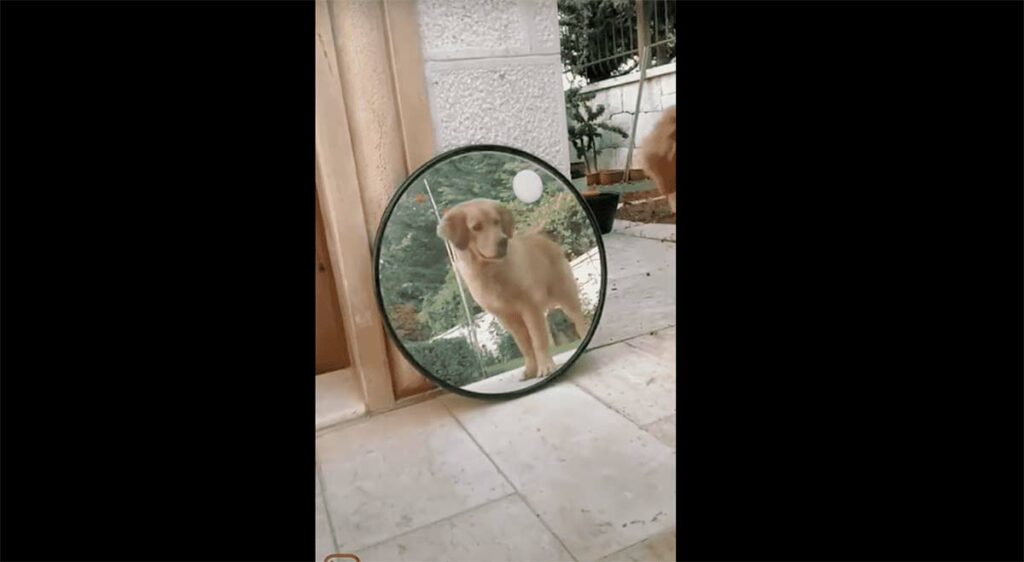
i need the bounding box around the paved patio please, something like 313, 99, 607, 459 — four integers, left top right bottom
316, 220, 676, 562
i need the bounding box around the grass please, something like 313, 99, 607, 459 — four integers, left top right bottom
482, 340, 583, 377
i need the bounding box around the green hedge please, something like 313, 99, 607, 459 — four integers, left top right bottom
406, 338, 487, 387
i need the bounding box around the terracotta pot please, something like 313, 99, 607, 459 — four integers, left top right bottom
626, 168, 646, 181
586, 172, 600, 186
599, 169, 624, 185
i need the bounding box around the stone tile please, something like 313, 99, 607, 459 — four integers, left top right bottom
599, 124, 628, 150
569, 335, 675, 427
356, 495, 573, 562
633, 111, 665, 148
643, 415, 676, 450
317, 494, 337, 562
609, 113, 634, 140
625, 327, 676, 363
597, 528, 677, 562
425, 55, 571, 176
606, 86, 624, 114
442, 384, 675, 561
316, 368, 366, 431
659, 73, 676, 95
623, 80, 661, 113
591, 234, 676, 347
613, 219, 642, 232
528, 0, 561, 55
620, 223, 675, 242
661, 93, 676, 110
417, 0, 527, 60
317, 400, 514, 552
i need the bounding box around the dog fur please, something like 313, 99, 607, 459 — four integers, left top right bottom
641, 105, 676, 214
437, 199, 588, 380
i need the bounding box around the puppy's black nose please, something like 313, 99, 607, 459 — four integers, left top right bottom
497, 237, 509, 253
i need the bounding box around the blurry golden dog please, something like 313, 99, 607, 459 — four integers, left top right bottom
438, 199, 588, 380
641, 105, 676, 214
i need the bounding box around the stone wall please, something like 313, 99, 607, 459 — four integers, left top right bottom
415, 0, 571, 176
579, 63, 676, 172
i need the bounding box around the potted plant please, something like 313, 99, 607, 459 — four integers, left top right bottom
565, 87, 628, 234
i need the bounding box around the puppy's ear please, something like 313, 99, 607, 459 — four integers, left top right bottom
498, 205, 515, 238
438, 208, 469, 250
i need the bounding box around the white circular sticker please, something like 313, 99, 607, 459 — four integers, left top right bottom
512, 169, 543, 204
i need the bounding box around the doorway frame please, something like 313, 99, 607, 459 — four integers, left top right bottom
314, 0, 437, 412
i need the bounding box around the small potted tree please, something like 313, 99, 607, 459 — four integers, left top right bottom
566, 87, 628, 234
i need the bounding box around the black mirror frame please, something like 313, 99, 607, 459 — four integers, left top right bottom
372, 144, 609, 400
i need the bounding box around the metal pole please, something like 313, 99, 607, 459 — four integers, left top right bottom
622, 44, 651, 181
624, 0, 651, 181
423, 179, 488, 380
636, 0, 649, 57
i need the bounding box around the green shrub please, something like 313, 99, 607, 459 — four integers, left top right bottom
491, 329, 522, 364
405, 338, 488, 387
549, 309, 581, 345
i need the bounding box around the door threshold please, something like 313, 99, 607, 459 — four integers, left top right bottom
315, 368, 366, 430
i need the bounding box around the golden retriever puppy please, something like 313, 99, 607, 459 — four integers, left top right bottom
438, 199, 588, 380
641, 105, 676, 214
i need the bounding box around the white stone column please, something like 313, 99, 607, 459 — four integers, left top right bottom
415, 0, 571, 177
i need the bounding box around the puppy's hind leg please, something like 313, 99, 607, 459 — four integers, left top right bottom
561, 299, 590, 342
553, 276, 590, 341
522, 307, 557, 377
498, 313, 538, 380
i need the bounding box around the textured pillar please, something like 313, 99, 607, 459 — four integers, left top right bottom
416, 0, 571, 177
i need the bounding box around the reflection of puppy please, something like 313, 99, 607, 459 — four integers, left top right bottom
438, 199, 588, 380
641, 105, 676, 214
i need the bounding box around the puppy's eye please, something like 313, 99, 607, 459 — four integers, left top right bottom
493, 219, 500, 225
472, 223, 483, 231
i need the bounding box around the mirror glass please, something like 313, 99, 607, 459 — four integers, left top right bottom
375, 146, 607, 397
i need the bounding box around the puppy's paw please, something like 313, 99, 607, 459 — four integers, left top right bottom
520, 364, 538, 381
536, 358, 557, 378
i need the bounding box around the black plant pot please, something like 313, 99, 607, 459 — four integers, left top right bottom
583, 192, 621, 235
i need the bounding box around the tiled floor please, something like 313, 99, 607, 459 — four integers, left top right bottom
316, 222, 676, 562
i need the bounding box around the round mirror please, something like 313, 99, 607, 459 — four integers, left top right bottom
374, 145, 607, 398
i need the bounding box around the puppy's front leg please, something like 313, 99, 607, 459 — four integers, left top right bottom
522, 308, 557, 377
498, 314, 538, 380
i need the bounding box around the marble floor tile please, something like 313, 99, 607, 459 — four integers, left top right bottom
442, 384, 675, 561
591, 234, 675, 348
570, 336, 676, 427
613, 219, 642, 232
597, 528, 677, 562
317, 493, 337, 562
642, 415, 676, 450
624, 327, 676, 364
619, 223, 676, 242
317, 399, 514, 553
356, 494, 573, 562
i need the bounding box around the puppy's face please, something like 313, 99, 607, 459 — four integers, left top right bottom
438, 199, 514, 261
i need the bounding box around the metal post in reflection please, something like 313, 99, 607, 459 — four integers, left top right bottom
423, 179, 489, 380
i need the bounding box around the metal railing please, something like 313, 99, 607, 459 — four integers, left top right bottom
561, 0, 676, 86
